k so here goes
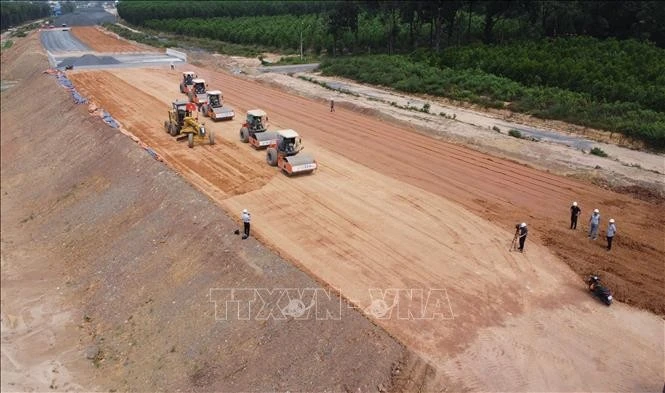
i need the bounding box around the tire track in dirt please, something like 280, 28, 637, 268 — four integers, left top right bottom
93, 67, 663, 315
170, 66, 665, 315
69, 71, 275, 199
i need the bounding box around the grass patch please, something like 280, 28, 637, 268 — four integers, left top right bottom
1, 40, 13, 50
272, 55, 320, 65
508, 129, 523, 138
297, 75, 360, 97
590, 147, 608, 157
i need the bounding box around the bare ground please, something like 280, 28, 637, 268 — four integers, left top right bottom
68, 65, 664, 391
2, 29, 663, 393
1, 32, 417, 392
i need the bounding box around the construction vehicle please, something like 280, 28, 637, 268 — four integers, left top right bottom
163, 99, 214, 148
188, 78, 208, 108
239, 109, 278, 148
201, 90, 234, 121
266, 129, 317, 175
179, 71, 197, 94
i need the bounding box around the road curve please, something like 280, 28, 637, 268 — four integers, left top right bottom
40, 30, 90, 53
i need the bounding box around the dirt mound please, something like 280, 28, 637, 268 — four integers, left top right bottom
1, 33, 413, 392
58, 53, 121, 68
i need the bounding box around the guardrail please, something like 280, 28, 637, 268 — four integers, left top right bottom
166, 48, 187, 62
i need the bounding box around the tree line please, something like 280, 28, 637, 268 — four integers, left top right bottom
118, 1, 337, 25
115, 1, 665, 149
118, 0, 665, 53
320, 47, 665, 149
1, 2, 52, 30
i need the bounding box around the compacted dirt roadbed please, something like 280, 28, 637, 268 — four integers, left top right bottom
72, 67, 665, 314
2, 29, 663, 391
68, 65, 664, 390
1, 34, 417, 392
71, 26, 158, 53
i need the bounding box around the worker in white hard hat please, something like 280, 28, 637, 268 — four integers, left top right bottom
570, 201, 581, 229
241, 209, 251, 239
588, 208, 601, 240
606, 218, 617, 251
518, 222, 528, 253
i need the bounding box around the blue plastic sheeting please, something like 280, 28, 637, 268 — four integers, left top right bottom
101, 111, 119, 129
51, 70, 88, 104
145, 147, 159, 160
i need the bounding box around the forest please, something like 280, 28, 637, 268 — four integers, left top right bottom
116, 0, 665, 149
1, 2, 52, 30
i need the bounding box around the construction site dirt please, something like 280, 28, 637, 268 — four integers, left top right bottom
2, 29, 664, 392
1, 34, 420, 392
70, 26, 158, 53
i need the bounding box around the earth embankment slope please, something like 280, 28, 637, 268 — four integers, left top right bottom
1, 32, 413, 392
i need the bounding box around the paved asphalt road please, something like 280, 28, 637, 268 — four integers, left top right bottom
258, 63, 320, 74
41, 30, 90, 52
41, 7, 183, 70
54, 7, 116, 26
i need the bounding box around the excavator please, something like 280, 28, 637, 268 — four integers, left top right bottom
201, 90, 234, 121
266, 129, 317, 175
239, 109, 277, 149
164, 100, 214, 148
179, 71, 197, 94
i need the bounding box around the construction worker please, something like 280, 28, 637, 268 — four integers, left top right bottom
606, 218, 617, 251
241, 209, 251, 239
518, 222, 528, 253
330, 99, 335, 112
588, 209, 601, 240
570, 201, 581, 229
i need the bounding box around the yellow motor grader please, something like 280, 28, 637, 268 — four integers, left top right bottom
164, 100, 215, 148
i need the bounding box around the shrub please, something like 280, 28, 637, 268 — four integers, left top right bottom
590, 147, 608, 157
508, 129, 522, 138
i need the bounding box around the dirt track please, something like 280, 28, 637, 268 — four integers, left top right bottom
71, 26, 157, 53
68, 63, 665, 390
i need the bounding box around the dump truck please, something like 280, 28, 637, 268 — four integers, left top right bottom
188, 78, 208, 108
266, 129, 317, 175
179, 71, 197, 94
164, 100, 214, 148
239, 109, 278, 149
201, 90, 234, 121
